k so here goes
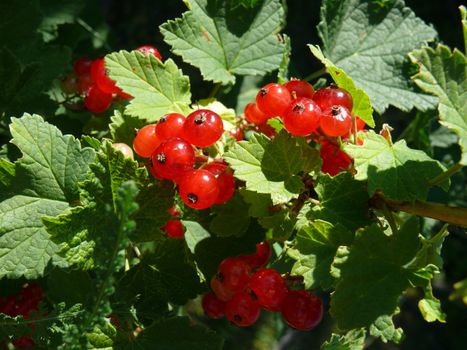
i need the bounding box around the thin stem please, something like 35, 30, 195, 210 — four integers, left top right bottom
428, 163, 463, 187
373, 193, 467, 228
303, 68, 327, 82
208, 83, 222, 99
76, 18, 111, 51
381, 203, 398, 234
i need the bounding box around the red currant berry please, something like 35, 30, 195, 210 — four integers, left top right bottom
256, 83, 292, 117
243, 240, 272, 269
320, 141, 352, 176
167, 206, 180, 217
84, 85, 113, 113
216, 257, 252, 295
162, 220, 184, 239
182, 109, 224, 148
249, 268, 288, 311
73, 57, 93, 76
112, 143, 134, 159
77, 73, 95, 94
244, 102, 269, 125
256, 123, 277, 138
211, 275, 235, 302
155, 113, 186, 141
202, 292, 226, 319
281, 290, 323, 331
178, 169, 220, 209
60, 73, 78, 94
282, 97, 321, 136
229, 128, 244, 141
117, 90, 133, 100
320, 105, 352, 137
12, 336, 35, 348
313, 86, 353, 111
152, 138, 195, 181
225, 291, 261, 327
203, 163, 235, 204
136, 45, 162, 60
91, 58, 121, 94
284, 79, 315, 99
133, 124, 161, 158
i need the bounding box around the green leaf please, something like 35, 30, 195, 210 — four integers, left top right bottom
345, 131, 446, 201
132, 317, 223, 350
0, 158, 15, 200
277, 34, 291, 84
321, 329, 366, 350
450, 278, 467, 305
409, 45, 467, 165
318, 0, 437, 113
311, 173, 371, 231
160, 0, 285, 85
462, 5, 467, 56
309, 45, 374, 127
106, 51, 192, 121
38, 0, 85, 41
224, 130, 319, 204
209, 193, 251, 237
369, 314, 403, 343
418, 283, 446, 323
290, 220, 354, 289
109, 110, 146, 145
330, 217, 421, 329
0, 114, 94, 279
182, 220, 211, 254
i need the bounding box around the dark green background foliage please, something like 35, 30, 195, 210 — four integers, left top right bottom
0, 0, 466, 349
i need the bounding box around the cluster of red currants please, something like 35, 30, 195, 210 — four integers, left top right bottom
202, 241, 323, 330
60, 45, 162, 113
133, 109, 235, 210
161, 206, 184, 239
244, 80, 366, 176
0, 283, 44, 349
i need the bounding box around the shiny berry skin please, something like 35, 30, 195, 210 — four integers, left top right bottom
133, 124, 161, 158
256, 83, 292, 117
320, 141, 352, 176
155, 113, 186, 141
84, 85, 113, 113
162, 220, 184, 239
136, 45, 162, 60
202, 292, 226, 319
243, 240, 272, 269
225, 291, 261, 327
179, 169, 220, 209
284, 79, 315, 99
256, 123, 277, 138
249, 268, 288, 311
281, 290, 323, 331
77, 73, 95, 94
244, 102, 269, 125
203, 163, 235, 204
229, 128, 244, 141
91, 58, 121, 94
60, 73, 78, 94
182, 109, 224, 148
74, 57, 93, 76
152, 138, 195, 181
210, 274, 235, 301
217, 257, 252, 294
313, 86, 353, 111
112, 143, 134, 159
320, 105, 352, 137
282, 97, 321, 136
344, 116, 366, 139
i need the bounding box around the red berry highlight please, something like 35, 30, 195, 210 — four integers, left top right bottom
281, 290, 323, 331
319, 105, 352, 137
178, 169, 220, 209
84, 85, 113, 113
136, 45, 162, 60
282, 97, 321, 136
133, 124, 161, 158
225, 291, 261, 327
249, 268, 288, 311
162, 220, 184, 239
182, 109, 224, 148
91, 58, 121, 94
313, 86, 353, 111
155, 113, 186, 141
151, 138, 195, 181
284, 79, 315, 99
256, 83, 292, 117
244, 102, 269, 125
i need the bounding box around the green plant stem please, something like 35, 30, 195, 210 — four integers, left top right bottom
381, 203, 398, 233
76, 18, 111, 51
208, 83, 222, 98
428, 163, 463, 187
373, 193, 467, 228
304, 68, 326, 82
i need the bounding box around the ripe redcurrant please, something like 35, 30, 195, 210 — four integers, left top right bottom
155, 113, 186, 141
210, 274, 235, 302
178, 169, 220, 209
313, 86, 353, 111
182, 109, 224, 148
84, 85, 113, 113
225, 291, 261, 327
73, 57, 93, 76
151, 138, 195, 181
244, 102, 269, 125
284, 79, 315, 99
133, 124, 161, 158
136, 45, 163, 60
77, 73, 94, 94
229, 128, 244, 141
90, 58, 121, 94
202, 292, 226, 319
256, 83, 292, 117
319, 105, 353, 137
216, 257, 251, 294
282, 97, 321, 136
203, 162, 235, 204
60, 73, 78, 94
249, 268, 288, 311
320, 141, 352, 176
243, 240, 272, 269
281, 290, 323, 331
162, 220, 184, 239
